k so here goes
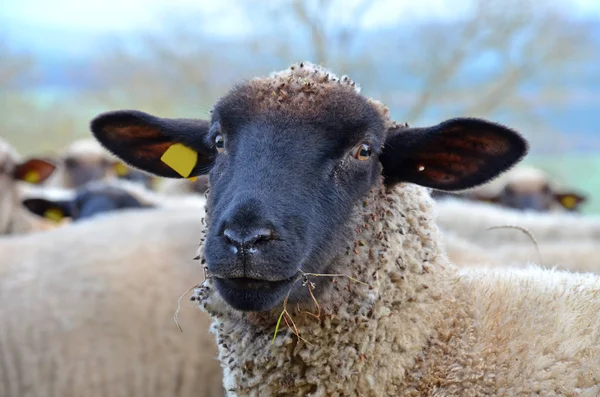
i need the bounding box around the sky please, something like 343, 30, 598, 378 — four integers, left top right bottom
3, 0, 599, 37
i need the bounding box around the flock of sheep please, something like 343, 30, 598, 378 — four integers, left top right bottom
1, 61, 599, 396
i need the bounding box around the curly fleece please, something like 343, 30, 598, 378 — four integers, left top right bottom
194, 63, 600, 396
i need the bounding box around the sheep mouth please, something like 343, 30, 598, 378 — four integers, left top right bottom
216, 276, 296, 291
214, 276, 298, 312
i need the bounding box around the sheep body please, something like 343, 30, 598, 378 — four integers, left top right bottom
196, 183, 600, 396
435, 197, 600, 246
443, 231, 600, 273
0, 208, 224, 397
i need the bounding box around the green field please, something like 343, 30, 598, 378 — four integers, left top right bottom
525, 154, 600, 215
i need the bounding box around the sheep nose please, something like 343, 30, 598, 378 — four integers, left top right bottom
223, 227, 275, 252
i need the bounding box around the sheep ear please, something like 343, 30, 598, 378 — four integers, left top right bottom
554, 192, 586, 211
380, 118, 528, 191
13, 158, 56, 184
90, 110, 215, 179
21, 198, 71, 222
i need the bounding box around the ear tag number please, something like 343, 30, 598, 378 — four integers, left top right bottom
24, 170, 41, 183
560, 195, 577, 209
114, 162, 129, 176
44, 208, 64, 222
160, 143, 198, 178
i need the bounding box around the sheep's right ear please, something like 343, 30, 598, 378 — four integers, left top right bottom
21, 198, 72, 222
380, 118, 528, 191
13, 158, 56, 184
90, 110, 215, 179
554, 192, 586, 211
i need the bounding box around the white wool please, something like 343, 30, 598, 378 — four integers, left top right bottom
435, 197, 600, 246
443, 230, 600, 274
0, 208, 224, 396
44, 138, 117, 188
64, 137, 116, 159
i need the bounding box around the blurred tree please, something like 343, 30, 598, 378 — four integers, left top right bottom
215, 0, 597, 154
387, 0, 597, 152
0, 36, 35, 89
237, 0, 383, 76
90, 19, 224, 118
86, 0, 598, 155
0, 34, 89, 155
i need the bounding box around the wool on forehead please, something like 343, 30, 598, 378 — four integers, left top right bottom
213, 61, 400, 132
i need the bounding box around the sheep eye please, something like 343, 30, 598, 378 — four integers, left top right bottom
215, 135, 225, 153
353, 144, 372, 161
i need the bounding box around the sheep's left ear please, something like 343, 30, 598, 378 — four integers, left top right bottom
13, 158, 57, 184
380, 118, 528, 191
90, 110, 215, 179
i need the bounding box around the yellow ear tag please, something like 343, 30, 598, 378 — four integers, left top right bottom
24, 170, 40, 183
43, 208, 64, 222
188, 176, 198, 182
560, 195, 577, 209
114, 162, 129, 176
160, 143, 198, 178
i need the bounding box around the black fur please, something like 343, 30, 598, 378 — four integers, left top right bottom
88, 82, 528, 312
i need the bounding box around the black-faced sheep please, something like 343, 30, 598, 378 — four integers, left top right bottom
46, 138, 156, 189
432, 165, 587, 212
21, 178, 207, 223
22, 180, 154, 222
0, 137, 58, 234
89, 62, 600, 396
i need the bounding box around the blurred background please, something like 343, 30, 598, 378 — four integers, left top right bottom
1, 0, 599, 212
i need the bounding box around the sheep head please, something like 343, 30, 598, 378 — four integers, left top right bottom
89, 62, 528, 312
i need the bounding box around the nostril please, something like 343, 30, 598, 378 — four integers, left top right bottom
223, 229, 242, 248
251, 228, 275, 244
223, 227, 275, 250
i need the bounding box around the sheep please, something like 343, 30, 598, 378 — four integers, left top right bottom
21, 180, 154, 222
88, 62, 600, 396
432, 165, 587, 212
442, 231, 600, 274
0, 207, 225, 397
435, 196, 600, 247
21, 179, 207, 223
0, 137, 59, 235
45, 138, 156, 189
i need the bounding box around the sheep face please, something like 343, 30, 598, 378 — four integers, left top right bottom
0, 141, 56, 232
90, 62, 528, 312
22, 182, 153, 222
57, 138, 155, 188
